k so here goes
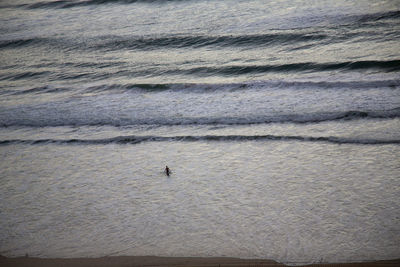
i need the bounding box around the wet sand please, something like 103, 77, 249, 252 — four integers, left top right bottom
1, 255, 399, 267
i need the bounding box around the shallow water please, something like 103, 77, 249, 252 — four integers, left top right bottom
0, 0, 399, 264
1, 139, 399, 264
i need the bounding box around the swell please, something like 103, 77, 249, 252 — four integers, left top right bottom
21, 0, 190, 9
0, 109, 399, 127
9, 86, 71, 95
14, 0, 400, 28
0, 71, 51, 81
0, 38, 40, 49
83, 79, 400, 93
5, 79, 399, 96
1, 60, 398, 82
181, 60, 400, 76
0, 33, 328, 51
2, 29, 397, 53
94, 33, 328, 50
1, 135, 399, 146
356, 10, 400, 23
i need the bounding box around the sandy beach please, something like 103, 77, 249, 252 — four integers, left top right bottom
1, 256, 399, 267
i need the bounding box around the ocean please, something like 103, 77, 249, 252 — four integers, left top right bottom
0, 0, 399, 264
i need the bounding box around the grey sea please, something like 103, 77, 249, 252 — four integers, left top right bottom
0, 0, 399, 265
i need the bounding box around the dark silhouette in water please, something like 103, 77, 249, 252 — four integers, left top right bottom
165, 166, 170, 176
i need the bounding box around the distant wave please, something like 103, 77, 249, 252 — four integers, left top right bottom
0, 108, 399, 127
179, 60, 400, 76
0, 33, 328, 51
14, 0, 400, 29
5, 79, 399, 96
2, 30, 397, 53
83, 79, 400, 94
1, 134, 399, 146
0, 38, 40, 49
1, 59, 398, 82
26, 79, 400, 91
93, 33, 328, 50
0, 71, 51, 81
356, 10, 400, 23
10, 86, 71, 95
19, 0, 188, 9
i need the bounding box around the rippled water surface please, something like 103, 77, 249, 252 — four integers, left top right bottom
1, 141, 399, 264
0, 0, 399, 264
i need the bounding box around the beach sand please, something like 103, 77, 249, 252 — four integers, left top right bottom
1, 255, 399, 267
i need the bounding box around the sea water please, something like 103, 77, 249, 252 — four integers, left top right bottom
0, 0, 399, 264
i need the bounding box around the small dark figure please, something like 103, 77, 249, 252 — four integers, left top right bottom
165, 166, 170, 176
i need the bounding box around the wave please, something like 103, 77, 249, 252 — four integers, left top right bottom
2, 28, 397, 53
356, 10, 400, 23
21, 0, 188, 9
93, 33, 328, 50
326, 10, 400, 27
2, 60, 398, 83
1, 134, 399, 146
16, 0, 400, 28
5, 79, 398, 96
3, 60, 397, 83
0, 38, 40, 49
87, 79, 400, 92
179, 60, 400, 76
0, 71, 51, 81
0, 32, 328, 51
10, 86, 71, 95
0, 108, 399, 127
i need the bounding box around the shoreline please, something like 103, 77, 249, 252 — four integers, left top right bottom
1, 256, 399, 267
